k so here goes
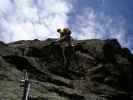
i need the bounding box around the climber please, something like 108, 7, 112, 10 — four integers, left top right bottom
57, 28, 72, 47
57, 28, 73, 67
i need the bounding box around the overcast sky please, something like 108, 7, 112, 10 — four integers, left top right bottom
0, 0, 133, 52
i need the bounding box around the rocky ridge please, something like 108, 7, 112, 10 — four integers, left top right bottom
0, 38, 133, 100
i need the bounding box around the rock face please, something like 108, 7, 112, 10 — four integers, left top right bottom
0, 39, 133, 100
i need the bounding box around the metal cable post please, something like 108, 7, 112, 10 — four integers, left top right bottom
21, 71, 31, 100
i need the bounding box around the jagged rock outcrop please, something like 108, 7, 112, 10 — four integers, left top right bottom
0, 39, 133, 100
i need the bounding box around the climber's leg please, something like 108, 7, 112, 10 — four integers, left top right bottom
62, 47, 67, 66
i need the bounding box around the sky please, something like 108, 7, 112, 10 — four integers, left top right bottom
0, 0, 133, 53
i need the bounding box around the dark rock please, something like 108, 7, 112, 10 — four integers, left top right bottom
0, 38, 133, 100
